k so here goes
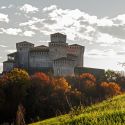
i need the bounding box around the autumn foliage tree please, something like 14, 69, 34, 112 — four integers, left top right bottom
77, 73, 96, 95
100, 82, 121, 98
24, 72, 52, 122
52, 77, 70, 92
0, 68, 30, 124
48, 77, 71, 116
80, 73, 96, 87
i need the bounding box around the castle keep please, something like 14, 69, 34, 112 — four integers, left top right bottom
3, 33, 85, 76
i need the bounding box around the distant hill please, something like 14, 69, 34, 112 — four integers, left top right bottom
30, 94, 125, 125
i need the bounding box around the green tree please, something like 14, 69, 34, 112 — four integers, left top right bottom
105, 70, 120, 82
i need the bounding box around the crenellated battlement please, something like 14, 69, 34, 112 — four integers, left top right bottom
50, 32, 66, 43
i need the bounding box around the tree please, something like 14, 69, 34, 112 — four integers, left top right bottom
0, 80, 6, 124
32, 72, 49, 82
0, 68, 30, 124
25, 72, 52, 122
104, 70, 120, 82
53, 77, 71, 92
77, 73, 96, 93
100, 82, 121, 98
117, 76, 125, 91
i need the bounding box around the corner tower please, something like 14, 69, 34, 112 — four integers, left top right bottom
16, 41, 34, 69
68, 44, 85, 67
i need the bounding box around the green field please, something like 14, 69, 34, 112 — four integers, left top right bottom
30, 94, 125, 125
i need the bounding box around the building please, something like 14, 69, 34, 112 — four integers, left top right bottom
74, 67, 105, 80
3, 33, 85, 76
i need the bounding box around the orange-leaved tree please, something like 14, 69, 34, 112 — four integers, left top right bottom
49, 77, 71, 115
78, 73, 96, 93
53, 77, 71, 92
100, 82, 121, 98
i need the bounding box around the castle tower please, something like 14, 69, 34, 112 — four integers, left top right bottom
49, 33, 68, 60
16, 41, 34, 69
68, 44, 85, 67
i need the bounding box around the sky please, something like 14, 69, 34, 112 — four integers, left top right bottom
0, 0, 125, 72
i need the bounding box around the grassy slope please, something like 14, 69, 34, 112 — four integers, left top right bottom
30, 94, 125, 125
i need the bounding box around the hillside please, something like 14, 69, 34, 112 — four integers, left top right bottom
30, 94, 125, 125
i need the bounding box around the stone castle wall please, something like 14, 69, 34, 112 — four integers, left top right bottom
49, 42, 68, 60
29, 52, 52, 68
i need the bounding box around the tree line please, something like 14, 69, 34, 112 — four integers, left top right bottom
0, 68, 124, 124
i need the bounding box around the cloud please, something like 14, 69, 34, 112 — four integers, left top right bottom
20, 4, 39, 13
5, 49, 16, 53
0, 63, 2, 68
97, 17, 114, 26
85, 49, 106, 58
0, 5, 14, 9
19, 17, 44, 26
117, 51, 125, 55
85, 49, 116, 58
1, 6, 6, 9
41, 5, 125, 42
0, 63, 3, 73
41, 5, 113, 41
0, 13, 9, 23
0, 45, 7, 48
8, 4, 14, 8
0, 28, 22, 35
41, 6, 98, 40
19, 5, 124, 42
97, 25, 125, 39
114, 14, 125, 25
43, 5, 57, 12
95, 32, 119, 44
18, 5, 125, 45
42, 19, 57, 25
29, 25, 38, 30
23, 31, 35, 37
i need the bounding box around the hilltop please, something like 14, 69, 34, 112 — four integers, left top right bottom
30, 94, 125, 125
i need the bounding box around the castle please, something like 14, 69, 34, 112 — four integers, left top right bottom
3, 33, 85, 76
